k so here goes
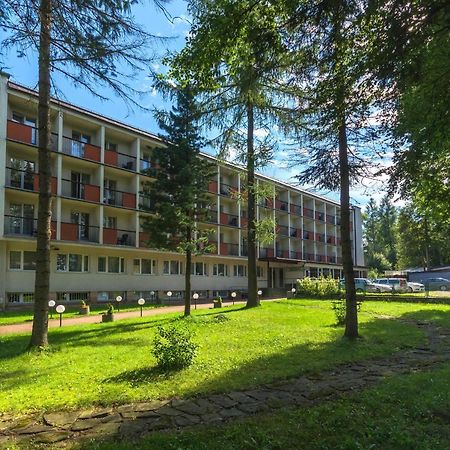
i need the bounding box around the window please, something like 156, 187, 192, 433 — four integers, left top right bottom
163, 260, 183, 275
8, 251, 36, 270
98, 256, 125, 273
56, 254, 88, 272
213, 264, 229, 276
233, 265, 247, 277
133, 258, 156, 275
56, 292, 89, 302
8, 292, 34, 303
191, 262, 207, 276
257, 266, 264, 278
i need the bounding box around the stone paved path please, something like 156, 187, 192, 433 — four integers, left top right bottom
1, 318, 450, 448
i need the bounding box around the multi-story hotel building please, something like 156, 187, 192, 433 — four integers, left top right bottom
0, 73, 366, 308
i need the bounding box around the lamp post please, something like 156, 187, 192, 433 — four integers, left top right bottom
116, 295, 122, 312
56, 304, 65, 327
167, 291, 172, 302
48, 300, 56, 319
138, 298, 145, 317
231, 291, 237, 305
291, 287, 296, 298
193, 292, 199, 310
257, 290, 262, 303
150, 290, 155, 304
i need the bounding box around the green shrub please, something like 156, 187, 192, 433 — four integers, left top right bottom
152, 325, 198, 370
297, 276, 340, 297
331, 300, 362, 326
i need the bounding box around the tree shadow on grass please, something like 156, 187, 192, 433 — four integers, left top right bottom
104, 365, 183, 386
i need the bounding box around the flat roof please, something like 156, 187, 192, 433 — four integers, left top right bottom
7, 80, 352, 209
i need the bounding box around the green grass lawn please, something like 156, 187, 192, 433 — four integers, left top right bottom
3, 299, 449, 418
78, 362, 450, 450
0, 303, 166, 326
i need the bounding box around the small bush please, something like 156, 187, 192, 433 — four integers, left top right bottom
297, 276, 340, 297
152, 325, 198, 370
331, 300, 362, 326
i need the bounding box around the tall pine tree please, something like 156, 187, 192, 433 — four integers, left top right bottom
141, 85, 215, 316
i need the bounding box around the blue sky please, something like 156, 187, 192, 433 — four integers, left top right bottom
0, 0, 387, 209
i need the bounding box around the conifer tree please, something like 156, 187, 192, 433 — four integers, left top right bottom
140, 85, 215, 317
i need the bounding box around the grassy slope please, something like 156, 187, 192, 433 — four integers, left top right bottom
80, 363, 450, 450
2, 300, 447, 416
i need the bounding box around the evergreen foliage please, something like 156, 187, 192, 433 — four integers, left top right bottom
140, 85, 215, 316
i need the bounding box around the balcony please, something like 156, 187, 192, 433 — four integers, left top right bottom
61, 179, 100, 202
275, 199, 288, 212
290, 250, 302, 259
290, 203, 302, 215
259, 247, 274, 258
140, 159, 159, 176
316, 254, 327, 263
290, 228, 300, 238
104, 150, 137, 171
303, 207, 314, 219
241, 244, 248, 256
60, 222, 99, 243
303, 230, 314, 240
219, 183, 238, 197
276, 249, 289, 258
315, 232, 326, 243
326, 214, 336, 225
208, 181, 218, 194
220, 242, 239, 256
327, 235, 336, 245
277, 225, 289, 237
62, 136, 100, 162
205, 209, 218, 224
4, 215, 56, 238
315, 211, 325, 221
104, 188, 136, 209
327, 255, 337, 264
139, 195, 155, 212
6, 167, 57, 194
220, 212, 239, 227
103, 228, 136, 247
7, 120, 57, 149
305, 253, 315, 262
139, 231, 150, 247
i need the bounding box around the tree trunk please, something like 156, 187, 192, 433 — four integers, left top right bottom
184, 229, 192, 316
29, 0, 52, 348
339, 119, 358, 339
246, 101, 259, 307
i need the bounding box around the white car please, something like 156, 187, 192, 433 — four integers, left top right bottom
407, 282, 425, 293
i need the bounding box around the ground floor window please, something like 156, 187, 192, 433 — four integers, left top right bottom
133, 258, 156, 275
191, 262, 208, 276
163, 260, 183, 275
56, 253, 89, 272
7, 292, 34, 303
213, 263, 229, 276
257, 266, 264, 278
8, 250, 36, 270
98, 256, 125, 273
233, 264, 247, 277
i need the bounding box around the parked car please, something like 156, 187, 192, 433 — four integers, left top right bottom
340, 278, 392, 293
374, 278, 409, 293
406, 282, 425, 293
422, 278, 450, 291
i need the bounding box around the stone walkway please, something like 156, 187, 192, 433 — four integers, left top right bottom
1, 318, 450, 448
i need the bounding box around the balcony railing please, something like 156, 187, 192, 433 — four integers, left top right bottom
208, 181, 218, 194
62, 136, 100, 162
327, 235, 336, 245
103, 228, 136, 247
290, 250, 302, 259
103, 188, 136, 209
315, 211, 325, 221
220, 212, 239, 227
7, 120, 58, 150
315, 232, 326, 243
276, 249, 289, 258
303, 230, 314, 240
275, 199, 289, 211
326, 214, 336, 225
6, 167, 58, 194
290, 228, 300, 238
290, 204, 302, 215
205, 209, 218, 224
220, 242, 239, 256
61, 179, 100, 202
241, 245, 248, 256
219, 183, 238, 197
140, 160, 159, 177
4, 215, 56, 238
316, 254, 327, 263
303, 207, 314, 219
259, 247, 274, 258
60, 222, 99, 243
305, 252, 315, 262
278, 225, 289, 236
139, 195, 155, 212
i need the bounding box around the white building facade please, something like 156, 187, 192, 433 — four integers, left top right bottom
0, 73, 366, 308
